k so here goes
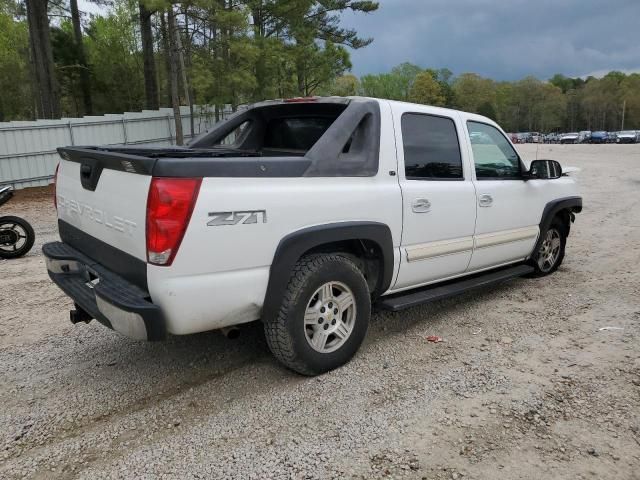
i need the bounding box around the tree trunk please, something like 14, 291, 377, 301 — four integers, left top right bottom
173, 8, 193, 136
160, 12, 172, 107
167, 7, 184, 145
182, 9, 196, 134
26, 0, 60, 119
252, 5, 267, 100
139, 2, 159, 110
296, 56, 306, 97
70, 0, 92, 115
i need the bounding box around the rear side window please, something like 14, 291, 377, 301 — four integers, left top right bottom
401, 113, 463, 180
264, 117, 336, 152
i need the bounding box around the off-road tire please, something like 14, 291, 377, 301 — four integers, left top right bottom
264, 254, 371, 376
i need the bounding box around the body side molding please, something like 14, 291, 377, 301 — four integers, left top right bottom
405, 236, 474, 262
261, 222, 394, 322
474, 226, 539, 250
404, 225, 540, 264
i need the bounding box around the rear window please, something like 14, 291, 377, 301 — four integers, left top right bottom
401, 113, 463, 180
264, 117, 335, 151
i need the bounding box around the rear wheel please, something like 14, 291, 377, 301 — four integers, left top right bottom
529, 219, 566, 277
264, 254, 371, 375
0, 216, 35, 259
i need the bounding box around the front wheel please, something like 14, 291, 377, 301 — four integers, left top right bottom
528, 219, 567, 277
0, 216, 35, 259
264, 254, 371, 375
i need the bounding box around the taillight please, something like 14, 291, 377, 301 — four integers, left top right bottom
146, 177, 201, 266
53, 163, 60, 210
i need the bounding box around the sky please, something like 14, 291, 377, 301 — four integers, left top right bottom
78, 0, 640, 81
341, 0, 640, 80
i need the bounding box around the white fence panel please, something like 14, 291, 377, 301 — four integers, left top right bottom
0, 105, 230, 189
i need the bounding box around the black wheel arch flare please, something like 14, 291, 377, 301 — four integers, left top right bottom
262, 222, 394, 322
533, 196, 583, 254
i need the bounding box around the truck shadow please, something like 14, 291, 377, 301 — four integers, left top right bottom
76, 279, 518, 379
72, 279, 519, 387
3, 281, 523, 456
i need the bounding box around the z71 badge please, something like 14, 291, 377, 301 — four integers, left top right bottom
207, 210, 267, 226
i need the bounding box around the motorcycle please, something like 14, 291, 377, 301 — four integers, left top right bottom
0, 186, 35, 259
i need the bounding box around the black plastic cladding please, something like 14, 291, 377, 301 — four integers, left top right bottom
532, 196, 583, 254
261, 222, 394, 323
57, 98, 382, 179
59, 220, 148, 290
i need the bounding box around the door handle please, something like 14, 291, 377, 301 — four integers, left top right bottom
478, 194, 493, 207
412, 198, 431, 213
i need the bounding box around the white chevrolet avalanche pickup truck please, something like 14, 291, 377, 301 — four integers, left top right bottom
44, 97, 582, 375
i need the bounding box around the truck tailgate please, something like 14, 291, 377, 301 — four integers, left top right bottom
55, 151, 152, 264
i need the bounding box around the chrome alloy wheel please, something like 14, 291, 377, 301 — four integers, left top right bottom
537, 228, 561, 272
304, 281, 357, 353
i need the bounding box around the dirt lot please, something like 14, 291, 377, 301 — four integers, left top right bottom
0, 144, 639, 480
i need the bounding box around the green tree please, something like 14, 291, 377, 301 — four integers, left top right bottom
390, 62, 422, 100
189, 1, 259, 109
452, 73, 496, 113
26, 0, 61, 118
138, 1, 159, 110
51, 21, 85, 116
0, 1, 32, 120
408, 71, 445, 106
69, 0, 92, 115
429, 68, 455, 106
248, 0, 378, 98
549, 73, 576, 94
620, 74, 640, 130
537, 83, 566, 132
513, 76, 546, 131
294, 41, 351, 96
478, 101, 496, 120
494, 81, 517, 131
326, 73, 359, 96
84, 0, 145, 114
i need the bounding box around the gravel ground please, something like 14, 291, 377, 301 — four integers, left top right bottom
0, 144, 639, 480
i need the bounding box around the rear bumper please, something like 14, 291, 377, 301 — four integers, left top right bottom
43, 242, 166, 340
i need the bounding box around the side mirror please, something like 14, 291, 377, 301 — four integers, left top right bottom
525, 159, 562, 180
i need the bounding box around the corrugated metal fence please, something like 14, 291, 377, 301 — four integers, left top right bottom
0, 105, 231, 189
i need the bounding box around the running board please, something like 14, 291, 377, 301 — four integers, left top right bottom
378, 264, 534, 312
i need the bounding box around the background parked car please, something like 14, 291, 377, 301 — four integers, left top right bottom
578, 131, 592, 143
530, 132, 542, 143
616, 131, 639, 143
520, 132, 532, 143
607, 132, 618, 143
545, 133, 560, 144
560, 132, 580, 144
590, 131, 608, 144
